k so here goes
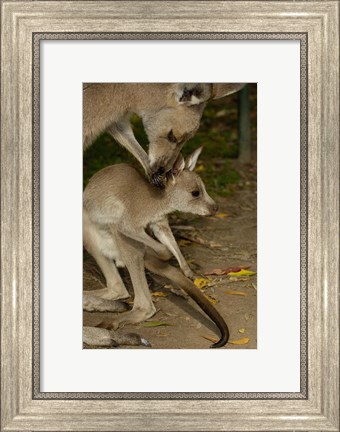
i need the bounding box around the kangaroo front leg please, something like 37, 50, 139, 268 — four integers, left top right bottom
116, 225, 172, 261
107, 121, 150, 175
150, 218, 194, 279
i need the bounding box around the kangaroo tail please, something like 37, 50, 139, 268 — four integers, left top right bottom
144, 253, 229, 348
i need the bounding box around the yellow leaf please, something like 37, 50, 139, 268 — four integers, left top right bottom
229, 337, 249, 345
238, 328, 246, 334
178, 239, 192, 246
152, 291, 168, 297
224, 290, 247, 296
203, 293, 218, 304
201, 334, 219, 344
195, 164, 205, 172
228, 269, 256, 277
215, 213, 228, 219
194, 277, 208, 289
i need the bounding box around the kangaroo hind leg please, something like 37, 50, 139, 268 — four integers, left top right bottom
103, 230, 156, 330
83, 210, 130, 300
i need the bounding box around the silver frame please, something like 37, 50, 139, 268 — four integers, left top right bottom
1, 1, 339, 431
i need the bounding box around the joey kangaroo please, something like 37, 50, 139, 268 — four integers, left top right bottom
83, 83, 244, 186
83, 148, 226, 338
84, 146, 214, 286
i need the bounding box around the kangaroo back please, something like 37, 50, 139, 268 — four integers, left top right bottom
84, 164, 162, 226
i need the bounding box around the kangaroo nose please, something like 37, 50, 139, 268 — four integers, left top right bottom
157, 166, 165, 175
211, 203, 219, 215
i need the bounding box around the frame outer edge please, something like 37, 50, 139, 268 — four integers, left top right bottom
320, 2, 339, 429
1, 2, 21, 430
0, 1, 339, 432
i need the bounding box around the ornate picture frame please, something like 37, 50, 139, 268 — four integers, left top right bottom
1, 1, 339, 431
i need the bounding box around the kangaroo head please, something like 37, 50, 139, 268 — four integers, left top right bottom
167, 146, 218, 217
143, 83, 244, 187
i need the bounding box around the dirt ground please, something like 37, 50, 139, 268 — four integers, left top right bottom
83, 159, 257, 350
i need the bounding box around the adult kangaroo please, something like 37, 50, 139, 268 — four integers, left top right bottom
83, 83, 244, 186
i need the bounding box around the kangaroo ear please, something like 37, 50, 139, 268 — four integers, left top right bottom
175, 84, 211, 106
185, 146, 203, 171
171, 153, 186, 178
211, 83, 245, 100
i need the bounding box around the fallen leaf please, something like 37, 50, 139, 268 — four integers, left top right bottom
178, 239, 192, 246
195, 164, 205, 172
228, 269, 256, 277
206, 278, 220, 287
252, 283, 257, 290
216, 109, 227, 117
214, 213, 228, 219
205, 266, 250, 276
201, 334, 219, 344
194, 277, 208, 289
203, 293, 218, 304
238, 328, 246, 334
209, 241, 222, 248
238, 277, 255, 282
205, 268, 225, 276
142, 321, 172, 327
152, 291, 168, 297
228, 337, 250, 345
224, 290, 247, 296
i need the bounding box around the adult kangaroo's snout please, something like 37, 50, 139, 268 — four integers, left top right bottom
149, 149, 181, 188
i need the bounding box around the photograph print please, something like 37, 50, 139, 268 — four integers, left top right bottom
82, 83, 257, 349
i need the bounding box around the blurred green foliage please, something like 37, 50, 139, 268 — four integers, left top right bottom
83, 84, 257, 197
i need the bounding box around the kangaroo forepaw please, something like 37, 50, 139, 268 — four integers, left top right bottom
182, 266, 195, 280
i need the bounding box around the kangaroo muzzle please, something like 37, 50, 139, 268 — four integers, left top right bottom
209, 202, 219, 216
149, 150, 182, 188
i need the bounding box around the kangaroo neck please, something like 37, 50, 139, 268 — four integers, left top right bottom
133, 84, 172, 115
142, 185, 175, 223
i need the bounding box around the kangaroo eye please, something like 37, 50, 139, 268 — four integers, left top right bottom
167, 130, 177, 143
191, 190, 200, 197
